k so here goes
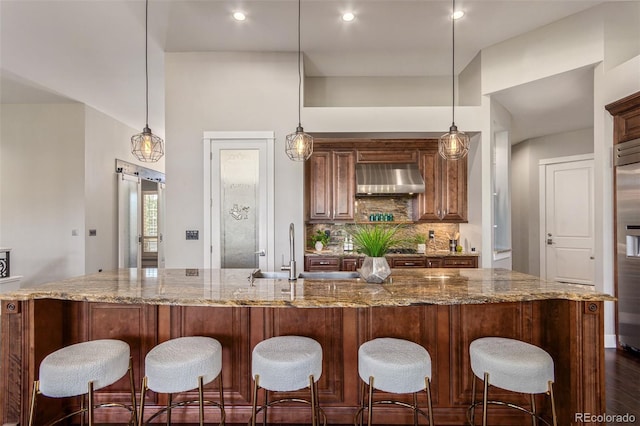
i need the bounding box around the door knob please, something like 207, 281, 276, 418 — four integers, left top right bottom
255, 250, 266, 256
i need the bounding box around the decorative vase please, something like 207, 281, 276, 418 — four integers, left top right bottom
417, 243, 426, 254
315, 241, 324, 252
358, 256, 391, 283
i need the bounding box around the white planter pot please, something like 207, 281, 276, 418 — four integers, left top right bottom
315, 241, 324, 252
417, 243, 426, 254
359, 256, 391, 283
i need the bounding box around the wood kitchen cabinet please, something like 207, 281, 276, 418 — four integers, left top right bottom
390, 256, 427, 268
414, 149, 467, 222
305, 256, 340, 271
306, 150, 355, 222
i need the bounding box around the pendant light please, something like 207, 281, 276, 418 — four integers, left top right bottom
285, 0, 313, 161
439, 0, 469, 160
131, 0, 164, 163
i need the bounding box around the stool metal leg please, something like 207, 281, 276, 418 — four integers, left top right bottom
166, 393, 172, 426
425, 377, 434, 426
88, 380, 95, 426
198, 376, 205, 426
263, 389, 268, 426
470, 373, 476, 425
530, 394, 537, 426
482, 372, 489, 426
218, 371, 225, 425
367, 376, 374, 426
28, 380, 39, 426
139, 376, 147, 425
548, 381, 557, 426
128, 358, 138, 426
250, 375, 259, 426
309, 375, 317, 426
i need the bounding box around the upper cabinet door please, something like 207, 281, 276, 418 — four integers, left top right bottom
332, 151, 355, 220
441, 156, 468, 222
307, 151, 333, 221
306, 150, 355, 222
414, 149, 442, 221
414, 149, 468, 222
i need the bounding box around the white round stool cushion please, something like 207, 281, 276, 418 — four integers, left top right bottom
469, 337, 554, 394
358, 338, 431, 394
145, 336, 222, 394
39, 339, 130, 398
252, 335, 322, 392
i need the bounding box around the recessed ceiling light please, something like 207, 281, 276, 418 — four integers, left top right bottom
233, 11, 246, 21
342, 12, 355, 22
452, 10, 465, 20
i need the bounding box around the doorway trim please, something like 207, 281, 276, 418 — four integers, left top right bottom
539, 153, 595, 283
203, 131, 275, 270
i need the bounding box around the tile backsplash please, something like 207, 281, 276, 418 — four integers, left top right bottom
306, 196, 466, 253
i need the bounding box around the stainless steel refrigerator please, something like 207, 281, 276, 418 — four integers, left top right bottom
616, 137, 640, 352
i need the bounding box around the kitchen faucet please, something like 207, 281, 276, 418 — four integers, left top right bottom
281, 222, 297, 280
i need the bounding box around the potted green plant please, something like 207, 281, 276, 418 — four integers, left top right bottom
309, 229, 330, 252
414, 234, 427, 254
349, 224, 400, 283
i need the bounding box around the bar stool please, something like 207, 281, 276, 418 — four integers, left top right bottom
355, 337, 434, 426
250, 335, 326, 426
139, 336, 225, 425
468, 337, 557, 426
28, 339, 137, 426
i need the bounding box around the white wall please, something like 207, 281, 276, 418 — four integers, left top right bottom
511, 128, 594, 276
83, 105, 153, 274
0, 103, 86, 285
164, 52, 302, 268
481, 7, 603, 95
0, 103, 160, 285
304, 76, 452, 107
459, 52, 481, 107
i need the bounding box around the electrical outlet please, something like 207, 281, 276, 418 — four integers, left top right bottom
186, 230, 199, 240
89, 229, 97, 236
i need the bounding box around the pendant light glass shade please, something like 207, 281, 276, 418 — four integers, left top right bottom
285, 126, 313, 161
132, 126, 165, 162
439, 0, 469, 161
285, 0, 313, 161
439, 124, 469, 160
131, 0, 164, 163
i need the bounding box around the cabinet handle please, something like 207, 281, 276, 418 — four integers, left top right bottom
405, 262, 415, 266
319, 261, 329, 265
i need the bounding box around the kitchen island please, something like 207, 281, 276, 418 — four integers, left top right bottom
1, 268, 613, 425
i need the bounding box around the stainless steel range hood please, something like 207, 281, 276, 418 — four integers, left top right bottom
356, 163, 425, 195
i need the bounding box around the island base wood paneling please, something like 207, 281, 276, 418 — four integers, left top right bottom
2, 299, 605, 425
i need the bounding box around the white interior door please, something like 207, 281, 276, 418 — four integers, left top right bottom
204, 131, 275, 270
117, 173, 142, 268
540, 156, 595, 285
157, 182, 165, 268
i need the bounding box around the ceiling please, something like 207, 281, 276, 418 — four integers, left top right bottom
0, 0, 612, 143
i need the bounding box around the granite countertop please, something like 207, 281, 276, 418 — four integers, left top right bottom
1, 268, 613, 308
304, 251, 479, 257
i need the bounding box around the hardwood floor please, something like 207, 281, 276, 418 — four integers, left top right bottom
605, 348, 640, 425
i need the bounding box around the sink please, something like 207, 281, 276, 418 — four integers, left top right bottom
251, 271, 290, 279
250, 271, 361, 280
298, 271, 361, 280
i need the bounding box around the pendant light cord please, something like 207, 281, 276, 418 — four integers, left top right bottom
297, 0, 302, 128
145, 0, 149, 128
451, 0, 455, 126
